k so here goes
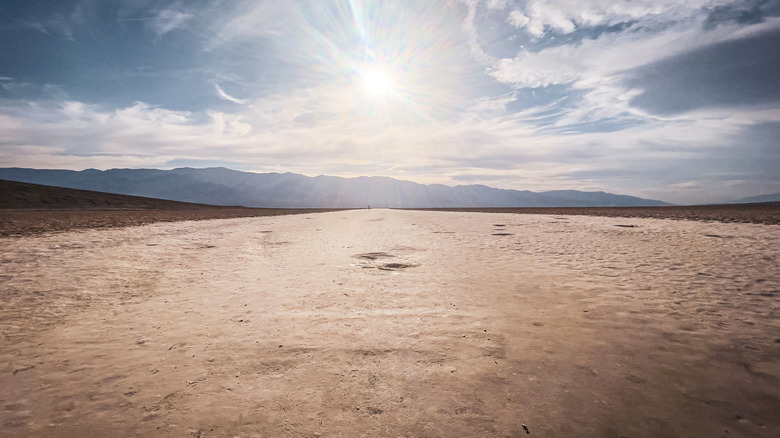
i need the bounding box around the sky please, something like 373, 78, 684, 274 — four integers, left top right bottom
1, 0, 779, 204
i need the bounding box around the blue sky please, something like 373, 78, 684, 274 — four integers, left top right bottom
1, 0, 779, 204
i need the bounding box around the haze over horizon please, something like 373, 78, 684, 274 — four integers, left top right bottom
1, 0, 779, 205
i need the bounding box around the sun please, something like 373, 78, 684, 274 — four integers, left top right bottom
362, 68, 393, 96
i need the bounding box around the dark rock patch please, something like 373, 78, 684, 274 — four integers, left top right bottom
355, 252, 394, 260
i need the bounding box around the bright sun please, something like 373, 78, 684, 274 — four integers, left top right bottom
362, 68, 393, 96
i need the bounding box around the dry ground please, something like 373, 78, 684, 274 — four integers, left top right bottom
405, 204, 780, 225
1, 209, 778, 437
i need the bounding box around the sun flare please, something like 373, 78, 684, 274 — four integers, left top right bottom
362, 68, 393, 96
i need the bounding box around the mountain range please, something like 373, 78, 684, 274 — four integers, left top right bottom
729, 193, 780, 204
1, 167, 677, 208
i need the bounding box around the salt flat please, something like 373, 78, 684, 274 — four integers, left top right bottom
1, 209, 778, 437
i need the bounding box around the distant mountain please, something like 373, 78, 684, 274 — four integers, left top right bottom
730, 193, 780, 204
0, 167, 670, 208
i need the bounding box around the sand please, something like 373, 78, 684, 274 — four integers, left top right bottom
1, 209, 778, 437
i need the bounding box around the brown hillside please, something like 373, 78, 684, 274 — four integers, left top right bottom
0, 179, 342, 236
0, 179, 231, 210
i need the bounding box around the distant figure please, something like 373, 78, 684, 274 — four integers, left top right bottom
368, 205, 371, 210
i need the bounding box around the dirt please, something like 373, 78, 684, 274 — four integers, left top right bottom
406, 204, 780, 225
1, 209, 778, 437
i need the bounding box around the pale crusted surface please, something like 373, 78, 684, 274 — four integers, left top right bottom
1, 210, 778, 437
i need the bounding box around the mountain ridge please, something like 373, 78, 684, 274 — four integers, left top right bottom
0, 167, 672, 208
730, 193, 780, 204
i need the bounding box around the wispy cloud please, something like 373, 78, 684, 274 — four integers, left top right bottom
16, 5, 85, 40
213, 83, 248, 104
115, 7, 194, 37
205, 1, 290, 50
19, 20, 49, 35
147, 7, 193, 37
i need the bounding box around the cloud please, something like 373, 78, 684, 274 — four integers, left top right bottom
490, 11, 777, 89
147, 7, 193, 37
505, 0, 732, 37
450, 173, 518, 182
458, 0, 499, 65
626, 29, 780, 114
15, 4, 86, 40
112, 3, 195, 37
20, 20, 49, 35
670, 181, 701, 190
214, 83, 248, 104
472, 2, 780, 134
704, 0, 780, 29
205, 1, 294, 50
0, 81, 68, 101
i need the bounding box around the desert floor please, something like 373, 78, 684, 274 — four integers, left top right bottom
1, 209, 778, 437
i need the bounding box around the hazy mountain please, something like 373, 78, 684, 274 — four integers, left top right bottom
729, 193, 780, 204
0, 167, 671, 208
